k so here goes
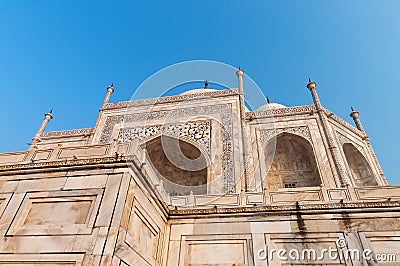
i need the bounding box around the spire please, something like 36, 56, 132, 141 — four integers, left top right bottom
204, 80, 209, 89
267, 97, 271, 104
30, 110, 54, 147
235, 67, 244, 94
349, 106, 366, 135
102, 83, 115, 106
306, 78, 317, 91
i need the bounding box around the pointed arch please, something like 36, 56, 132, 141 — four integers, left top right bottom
265, 133, 322, 189
144, 135, 209, 195
343, 143, 377, 186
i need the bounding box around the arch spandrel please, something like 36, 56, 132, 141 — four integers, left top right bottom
343, 143, 378, 187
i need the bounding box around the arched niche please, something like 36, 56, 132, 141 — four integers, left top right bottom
343, 143, 377, 186
265, 133, 322, 189
145, 135, 208, 196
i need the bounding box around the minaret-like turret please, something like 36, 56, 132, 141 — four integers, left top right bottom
236, 68, 251, 192
30, 110, 53, 147
350, 107, 367, 137
102, 84, 115, 107
349, 107, 387, 185
307, 79, 348, 187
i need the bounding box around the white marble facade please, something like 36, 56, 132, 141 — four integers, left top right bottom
0, 80, 399, 265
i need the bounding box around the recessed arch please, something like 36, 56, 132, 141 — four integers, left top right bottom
144, 135, 209, 196
343, 143, 377, 186
264, 133, 322, 189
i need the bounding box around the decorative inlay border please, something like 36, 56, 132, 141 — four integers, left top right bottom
259, 126, 312, 145
40, 128, 92, 138
119, 121, 211, 153
99, 104, 235, 193
103, 89, 239, 110
247, 105, 316, 119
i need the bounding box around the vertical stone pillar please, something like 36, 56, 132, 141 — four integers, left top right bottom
350, 108, 387, 185
236, 68, 251, 192
30, 110, 53, 147
307, 79, 348, 187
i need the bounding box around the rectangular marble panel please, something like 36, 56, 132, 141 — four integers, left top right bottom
0, 152, 26, 165
57, 145, 108, 159
355, 186, 400, 200
246, 192, 264, 204
8, 191, 101, 236
270, 190, 322, 203
327, 189, 350, 201
23, 200, 92, 225
184, 240, 247, 265
194, 194, 239, 206
64, 175, 108, 190
32, 150, 52, 161
170, 196, 187, 207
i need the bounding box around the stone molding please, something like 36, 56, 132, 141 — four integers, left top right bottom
170, 200, 400, 216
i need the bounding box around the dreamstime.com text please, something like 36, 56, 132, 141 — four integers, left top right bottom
257, 238, 396, 263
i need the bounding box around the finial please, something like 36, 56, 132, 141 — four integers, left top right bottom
267, 97, 271, 104
309, 77, 312, 83
49, 109, 53, 114
111, 83, 114, 87
204, 79, 208, 89
238, 66, 241, 70
351, 106, 354, 112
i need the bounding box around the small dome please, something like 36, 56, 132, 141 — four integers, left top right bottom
257, 102, 287, 111
179, 88, 217, 96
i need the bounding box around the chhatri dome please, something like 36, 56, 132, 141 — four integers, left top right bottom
179, 88, 217, 96
178, 80, 218, 96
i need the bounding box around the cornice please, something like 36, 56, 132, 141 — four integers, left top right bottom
102, 89, 239, 110
169, 201, 400, 217
0, 155, 129, 173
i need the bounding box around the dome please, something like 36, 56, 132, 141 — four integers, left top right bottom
257, 102, 287, 111
179, 88, 218, 96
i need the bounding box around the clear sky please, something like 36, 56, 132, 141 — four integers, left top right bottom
0, 1, 399, 184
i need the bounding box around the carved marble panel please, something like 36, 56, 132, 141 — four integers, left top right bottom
260, 126, 312, 145
118, 120, 211, 153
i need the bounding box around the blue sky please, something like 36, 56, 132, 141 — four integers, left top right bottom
0, 1, 399, 184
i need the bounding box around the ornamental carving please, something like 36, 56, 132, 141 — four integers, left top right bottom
259, 126, 312, 145
118, 121, 211, 153
99, 104, 235, 193
40, 128, 92, 138
247, 105, 316, 119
